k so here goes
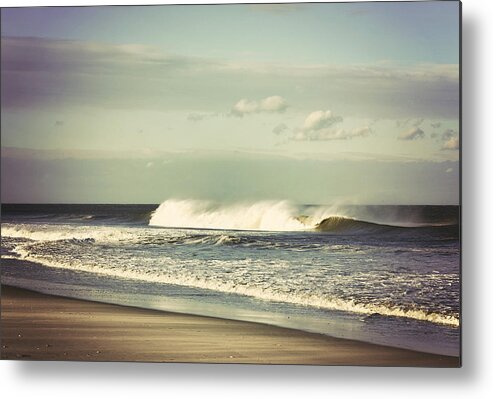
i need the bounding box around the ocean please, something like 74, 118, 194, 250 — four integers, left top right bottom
1, 200, 460, 356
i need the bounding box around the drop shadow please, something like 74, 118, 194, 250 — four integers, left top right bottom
459, 5, 480, 382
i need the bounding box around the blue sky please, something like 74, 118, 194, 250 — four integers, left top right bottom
1, 2, 460, 204
2, 3, 459, 64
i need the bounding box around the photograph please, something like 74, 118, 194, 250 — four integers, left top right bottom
1, 1, 461, 367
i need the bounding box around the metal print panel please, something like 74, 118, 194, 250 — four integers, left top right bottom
0, 1, 461, 366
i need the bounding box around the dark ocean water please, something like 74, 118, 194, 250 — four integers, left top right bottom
1, 201, 460, 356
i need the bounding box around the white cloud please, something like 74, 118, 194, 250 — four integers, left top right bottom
446, 167, 453, 173
291, 110, 372, 141
231, 95, 288, 117
398, 127, 425, 140
302, 110, 343, 131
232, 99, 258, 116
291, 110, 343, 141
442, 137, 459, 150
260, 96, 288, 112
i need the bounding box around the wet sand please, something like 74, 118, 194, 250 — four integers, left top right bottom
0, 285, 460, 366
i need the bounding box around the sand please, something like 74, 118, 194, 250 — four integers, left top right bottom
0, 285, 460, 366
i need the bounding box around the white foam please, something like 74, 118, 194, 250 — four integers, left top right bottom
12, 247, 459, 327
2, 224, 132, 243
149, 199, 320, 231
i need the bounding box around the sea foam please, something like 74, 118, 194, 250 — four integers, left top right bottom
149, 199, 340, 231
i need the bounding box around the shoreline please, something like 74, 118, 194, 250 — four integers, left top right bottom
0, 285, 460, 366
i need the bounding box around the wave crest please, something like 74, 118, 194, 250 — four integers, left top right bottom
149, 199, 452, 233
149, 199, 311, 231
315, 216, 393, 233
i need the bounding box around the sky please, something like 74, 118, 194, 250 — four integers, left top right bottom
1, 1, 460, 204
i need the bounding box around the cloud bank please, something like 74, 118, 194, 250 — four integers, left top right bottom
1, 148, 460, 205
2, 37, 459, 120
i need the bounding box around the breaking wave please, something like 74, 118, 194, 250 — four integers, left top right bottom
149, 199, 456, 233
149, 199, 308, 231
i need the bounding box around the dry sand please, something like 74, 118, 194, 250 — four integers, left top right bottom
0, 285, 460, 366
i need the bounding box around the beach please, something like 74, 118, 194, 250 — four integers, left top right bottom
0, 285, 459, 366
